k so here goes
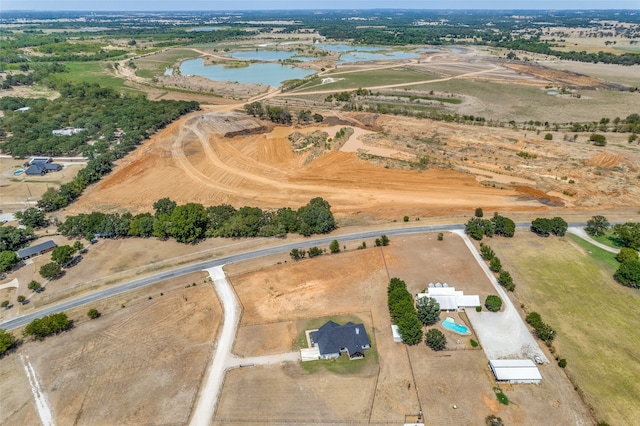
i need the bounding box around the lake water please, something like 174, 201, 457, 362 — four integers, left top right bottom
226, 50, 297, 61
180, 58, 315, 87
315, 43, 383, 52
339, 51, 421, 63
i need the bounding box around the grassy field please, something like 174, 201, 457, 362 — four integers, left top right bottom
410, 78, 640, 123
133, 48, 201, 78
589, 229, 626, 249
568, 233, 620, 270
297, 67, 436, 92
58, 62, 134, 93
491, 233, 640, 425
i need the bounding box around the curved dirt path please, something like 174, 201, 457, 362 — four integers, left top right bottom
568, 227, 621, 254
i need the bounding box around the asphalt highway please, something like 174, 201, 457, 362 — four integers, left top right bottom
0, 221, 587, 331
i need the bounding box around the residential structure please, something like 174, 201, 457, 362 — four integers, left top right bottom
24, 162, 62, 176
417, 284, 480, 311
310, 321, 371, 360
16, 240, 57, 260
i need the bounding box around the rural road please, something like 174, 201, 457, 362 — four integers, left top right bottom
1, 221, 594, 331
189, 266, 240, 426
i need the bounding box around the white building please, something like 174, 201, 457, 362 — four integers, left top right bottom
417, 284, 480, 311
488, 359, 542, 384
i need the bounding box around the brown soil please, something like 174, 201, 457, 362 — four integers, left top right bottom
586, 151, 638, 170
504, 62, 619, 89
218, 233, 593, 424
0, 273, 222, 426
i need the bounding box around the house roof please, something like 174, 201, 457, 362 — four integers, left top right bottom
417, 286, 480, 310
311, 321, 370, 357
489, 359, 542, 382
16, 240, 57, 259
24, 163, 46, 175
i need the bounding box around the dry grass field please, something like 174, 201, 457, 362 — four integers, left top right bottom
489, 233, 640, 425
0, 273, 222, 425
218, 233, 593, 425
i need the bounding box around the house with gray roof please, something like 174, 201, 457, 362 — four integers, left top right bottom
310, 321, 371, 360
16, 240, 57, 260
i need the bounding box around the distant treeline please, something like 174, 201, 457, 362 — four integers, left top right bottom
58, 197, 337, 243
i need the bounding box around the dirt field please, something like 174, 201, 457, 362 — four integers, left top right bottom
217, 233, 593, 425
0, 273, 222, 425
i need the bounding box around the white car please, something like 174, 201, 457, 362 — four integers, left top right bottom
534, 355, 544, 365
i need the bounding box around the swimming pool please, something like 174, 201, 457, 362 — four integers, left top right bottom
13, 169, 24, 176
442, 317, 471, 335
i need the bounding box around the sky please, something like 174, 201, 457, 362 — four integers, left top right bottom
2, 0, 639, 11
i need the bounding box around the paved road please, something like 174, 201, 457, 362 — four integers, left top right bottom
189, 266, 240, 426
567, 227, 620, 254
1, 221, 594, 331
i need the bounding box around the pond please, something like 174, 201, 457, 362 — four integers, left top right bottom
315, 43, 384, 52
225, 50, 298, 61
179, 58, 315, 87
338, 51, 421, 63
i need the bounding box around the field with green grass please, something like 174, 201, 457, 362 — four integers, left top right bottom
491, 233, 640, 425
411, 78, 639, 123
133, 48, 201, 78
297, 67, 436, 92
568, 233, 620, 270
58, 62, 134, 93
588, 229, 627, 249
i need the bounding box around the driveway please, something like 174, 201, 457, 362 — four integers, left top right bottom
453, 230, 548, 362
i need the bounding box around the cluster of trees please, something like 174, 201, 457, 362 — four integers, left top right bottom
58, 197, 336, 244
525, 312, 555, 344
465, 211, 515, 241
0, 225, 34, 272
244, 101, 324, 125
585, 215, 610, 237
23, 312, 73, 341
387, 278, 423, 345
416, 296, 441, 326
425, 328, 447, 351
479, 243, 516, 291
0, 328, 17, 357
612, 222, 640, 251
530, 217, 568, 237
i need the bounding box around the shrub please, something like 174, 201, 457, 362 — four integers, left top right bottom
558, 358, 567, 368
497, 270, 515, 291
615, 247, 639, 264
485, 295, 502, 312
590, 133, 607, 146
475, 207, 484, 218
17, 295, 25, 303
307, 247, 323, 258
475, 306, 482, 312
544, 133, 553, 140
613, 260, 640, 288
403, 215, 409, 222
470, 339, 479, 348
425, 328, 447, 351
489, 257, 502, 272
87, 308, 101, 319
479, 243, 495, 260
1, 300, 9, 309
329, 239, 340, 254
437, 232, 444, 241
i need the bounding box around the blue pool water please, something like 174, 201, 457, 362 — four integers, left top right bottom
442, 317, 470, 335
13, 169, 24, 176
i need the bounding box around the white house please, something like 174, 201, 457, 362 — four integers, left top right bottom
417, 284, 480, 311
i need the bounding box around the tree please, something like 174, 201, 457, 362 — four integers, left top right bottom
51, 245, 75, 266
289, 248, 306, 261
497, 270, 515, 291
380, 235, 390, 246
153, 197, 177, 217
0, 250, 19, 273
15, 207, 49, 228
492, 213, 516, 237
40, 262, 62, 279
475, 207, 484, 218
307, 246, 323, 258
544, 133, 553, 140
403, 216, 409, 222
480, 243, 495, 261
531, 217, 567, 237
585, 215, 610, 237
0, 329, 17, 356
1, 300, 9, 309
329, 240, 340, 254
465, 217, 494, 240
296, 197, 336, 236
612, 223, 640, 250
489, 257, 502, 272
613, 260, 640, 288
416, 296, 440, 326
397, 313, 423, 346
485, 295, 502, 312
590, 133, 607, 146
170, 203, 208, 243
616, 248, 639, 264
23, 312, 73, 340
558, 358, 567, 368
27, 280, 42, 292
87, 308, 101, 319
425, 328, 447, 351
17, 295, 26, 303
0, 225, 33, 252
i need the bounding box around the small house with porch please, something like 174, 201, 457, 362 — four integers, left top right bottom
309, 321, 371, 360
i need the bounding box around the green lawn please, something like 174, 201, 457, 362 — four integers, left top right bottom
296, 67, 436, 92
568, 233, 620, 270
491, 234, 640, 425
589, 229, 626, 250
58, 62, 134, 94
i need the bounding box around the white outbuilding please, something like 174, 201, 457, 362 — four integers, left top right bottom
488, 359, 542, 384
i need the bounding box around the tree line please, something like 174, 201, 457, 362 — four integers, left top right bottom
58, 197, 337, 244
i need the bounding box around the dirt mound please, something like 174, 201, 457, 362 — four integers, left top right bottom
586, 152, 637, 170
504, 63, 615, 89
512, 185, 565, 207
